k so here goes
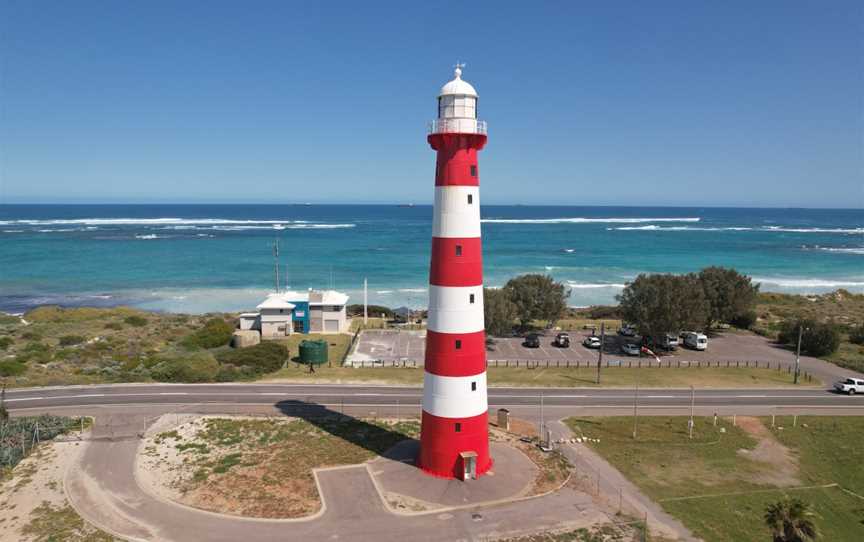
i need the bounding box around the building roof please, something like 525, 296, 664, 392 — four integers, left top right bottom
276, 289, 350, 307
439, 66, 478, 98
256, 294, 296, 310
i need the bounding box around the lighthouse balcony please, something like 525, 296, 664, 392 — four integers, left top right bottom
428, 118, 487, 135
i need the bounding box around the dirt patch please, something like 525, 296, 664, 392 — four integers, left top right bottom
0, 439, 111, 541
491, 418, 571, 496
137, 414, 418, 519
734, 416, 800, 487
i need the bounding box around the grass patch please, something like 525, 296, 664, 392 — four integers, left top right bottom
264, 365, 818, 388
565, 416, 864, 542
21, 501, 114, 541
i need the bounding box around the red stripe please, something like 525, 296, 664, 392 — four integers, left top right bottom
418, 410, 492, 479
429, 133, 486, 187
429, 237, 482, 287
424, 330, 486, 376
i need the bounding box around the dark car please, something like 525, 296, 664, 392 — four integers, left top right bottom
523, 333, 541, 348
553, 332, 570, 348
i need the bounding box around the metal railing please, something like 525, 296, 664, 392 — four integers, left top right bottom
428, 118, 487, 135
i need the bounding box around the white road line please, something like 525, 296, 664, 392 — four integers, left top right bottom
5, 397, 45, 402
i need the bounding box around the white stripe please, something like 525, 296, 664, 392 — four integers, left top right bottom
432, 186, 481, 238
422, 372, 487, 418
426, 285, 484, 333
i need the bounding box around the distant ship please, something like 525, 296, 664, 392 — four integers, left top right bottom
398, 203, 415, 208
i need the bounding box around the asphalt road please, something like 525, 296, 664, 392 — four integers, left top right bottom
5, 383, 864, 413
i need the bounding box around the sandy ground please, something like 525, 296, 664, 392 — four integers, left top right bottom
0, 438, 95, 541
735, 416, 801, 487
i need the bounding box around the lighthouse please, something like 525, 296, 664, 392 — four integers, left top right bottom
418, 65, 491, 480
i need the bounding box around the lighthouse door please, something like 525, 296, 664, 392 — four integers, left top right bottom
459, 451, 478, 480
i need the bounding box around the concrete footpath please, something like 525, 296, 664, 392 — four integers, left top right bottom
65, 417, 616, 542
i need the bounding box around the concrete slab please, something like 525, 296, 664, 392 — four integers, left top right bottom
368, 440, 538, 510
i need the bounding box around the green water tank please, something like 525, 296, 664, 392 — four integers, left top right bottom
299, 340, 328, 365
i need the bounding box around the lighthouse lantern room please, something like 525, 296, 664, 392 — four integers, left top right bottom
418, 65, 492, 480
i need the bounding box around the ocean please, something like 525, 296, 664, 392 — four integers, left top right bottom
1, 204, 862, 314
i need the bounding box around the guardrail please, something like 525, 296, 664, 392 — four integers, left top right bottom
427, 118, 487, 134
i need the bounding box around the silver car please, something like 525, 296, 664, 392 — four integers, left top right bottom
621, 343, 640, 356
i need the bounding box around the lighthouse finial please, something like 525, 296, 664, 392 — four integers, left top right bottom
453, 62, 465, 79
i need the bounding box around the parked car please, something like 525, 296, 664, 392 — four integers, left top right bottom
583, 336, 602, 349
621, 343, 641, 356
523, 333, 541, 348
553, 332, 570, 348
618, 325, 637, 337
834, 378, 864, 395
683, 332, 708, 351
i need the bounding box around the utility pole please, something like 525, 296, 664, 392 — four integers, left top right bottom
688, 386, 695, 439
363, 278, 368, 325
273, 240, 280, 293
632, 380, 639, 440
596, 322, 605, 384
539, 391, 546, 447
794, 324, 803, 384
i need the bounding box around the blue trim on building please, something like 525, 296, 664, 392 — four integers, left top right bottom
291, 301, 310, 333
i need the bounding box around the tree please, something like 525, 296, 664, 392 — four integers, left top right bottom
617, 273, 709, 341
483, 287, 518, 337
698, 267, 760, 329
503, 274, 568, 328
764, 498, 818, 542
778, 319, 840, 357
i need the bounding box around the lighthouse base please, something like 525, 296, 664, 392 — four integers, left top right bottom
417, 411, 492, 479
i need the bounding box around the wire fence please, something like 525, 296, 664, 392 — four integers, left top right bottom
0, 415, 87, 469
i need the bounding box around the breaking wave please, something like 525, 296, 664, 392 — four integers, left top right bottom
752, 277, 864, 289
565, 281, 627, 289
481, 217, 701, 224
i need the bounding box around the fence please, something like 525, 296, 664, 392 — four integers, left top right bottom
341, 358, 813, 380
0, 415, 87, 470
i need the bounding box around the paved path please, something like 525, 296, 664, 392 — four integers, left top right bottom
65, 416, 614, 542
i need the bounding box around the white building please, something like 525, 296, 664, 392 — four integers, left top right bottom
240, 289, 350, 339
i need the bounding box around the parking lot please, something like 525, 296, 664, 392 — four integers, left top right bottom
348, 328, 827, 366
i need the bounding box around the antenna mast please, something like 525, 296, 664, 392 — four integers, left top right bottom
273, 240, 280, 293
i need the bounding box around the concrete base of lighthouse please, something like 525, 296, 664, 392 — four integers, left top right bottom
371, 440, 537, 509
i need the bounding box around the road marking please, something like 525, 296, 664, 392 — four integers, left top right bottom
736, 395, 767, 398
159, 392, 188, 396
644, 395, 675, 398
5, 397, 45, 402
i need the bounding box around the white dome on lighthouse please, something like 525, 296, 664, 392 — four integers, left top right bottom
438, 66, 478, 97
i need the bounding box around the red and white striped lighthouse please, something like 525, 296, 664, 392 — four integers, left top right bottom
418, 65, 491, 480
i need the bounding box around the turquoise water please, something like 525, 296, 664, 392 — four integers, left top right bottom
1, 204, 862, 313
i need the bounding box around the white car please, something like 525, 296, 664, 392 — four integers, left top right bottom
621, 343, 640, 356
834, 378, 864, 395
583, 336, 602, 349
618, 325, 636, 337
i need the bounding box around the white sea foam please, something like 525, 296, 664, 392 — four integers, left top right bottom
397, 288, 427, 293
565, 281, 627, 289
611, 225, 862, 233
135, 234, 161, 240
563, 249, 575, 253
0, 218, 356, 229
816, 247, 864, 255
752, 277, 864, 289
764, 226, 864, 234
481, 217, 701, 224
376, 290, 394, 294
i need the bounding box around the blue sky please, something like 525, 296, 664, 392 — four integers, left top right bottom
1, 1, 862, 207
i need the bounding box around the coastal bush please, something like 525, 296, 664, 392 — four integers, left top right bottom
124, 315, 148, 327
778, 319, 841, 357
730, 310, 758, 330
216, 342, 287, 375
18, 341, 52, 363
21, 331, 43, 341
0, 314, 19, 325
618, 273, 709, 340
484, 287, 518, 336
59, 334, 86, 346
698, 267, 759, 329
149, 351, 219, 383
504, 274, 568, 328
347, 304, 393, 318
0, 360, 27, 377
104, 322, 124, 330
849, 324, 864, 346
0, 337, 13, 350
181, 318, 234, 350
584, 305, 622, 320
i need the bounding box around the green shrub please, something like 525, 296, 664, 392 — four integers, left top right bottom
0, 313, 20, 325
104, 322, 124, 330
216, 341, 287, 375
21, 331, 43, 341
730, 310, 757, 330
181, 318, 234, 350
347, 304, 393, 318
778, 319, 841, 357
149, 351, 219, 383
0, 336, 13, 350
17, 342, 52, 363
124, 315, 148, 327
0, 360, 26, 377
849, 324, 864, 346
59, 335, 86, 346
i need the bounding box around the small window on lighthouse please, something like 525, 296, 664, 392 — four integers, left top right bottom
455, 339, 462, 349
455, 423, 462, 433
469, 294, 475, 304
455, 245, 462, 256
470, 165, 477, 177
467, 194, 473, 204
471, 381, 477, 391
